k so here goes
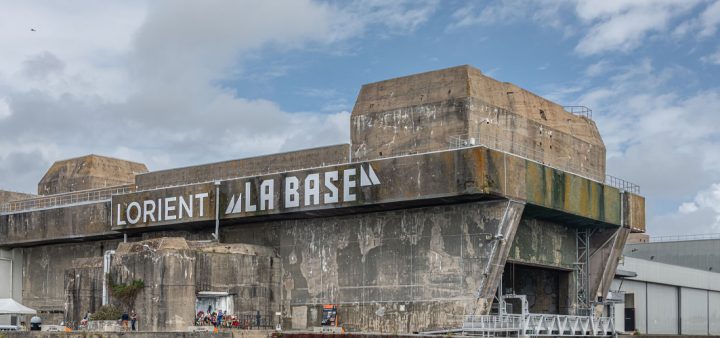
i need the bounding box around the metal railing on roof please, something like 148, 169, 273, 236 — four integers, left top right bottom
564, 105, 593, 119
649, 233, 720, 243
605, 175, 640, 194
0, 186, 134, 214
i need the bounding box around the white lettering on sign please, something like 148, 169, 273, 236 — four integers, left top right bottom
115, 164, 381, 226
116, 193, 209, 226
225, 164, 381, 215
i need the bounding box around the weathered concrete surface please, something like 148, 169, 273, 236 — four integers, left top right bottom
508, 218, 577, 270
505, 218, 578, 315
624, 193, 646, 233
135, 144, 350, 190
110, 146, 634, 232
21, 240, 121, 325
64, 257, 103, 325
351, 65, 605, 181
65, 257, 103, 322
467, 98, 605, 181
0, 190, 36, 203
589, 227, 630, 307
194, 242, 281, 321
0, 202, 112, 247
94, 239, 280, 332
220, 199, 524, 332
38, 154, 147, 195
111, 238, 196, 332
1, 146, 641, 247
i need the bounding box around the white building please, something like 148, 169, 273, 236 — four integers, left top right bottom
0, 248, 24, 326
611, 239, 720, 335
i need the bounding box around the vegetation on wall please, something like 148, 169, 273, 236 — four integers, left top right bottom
89, 304, 123, 321
106, 274, 145, 311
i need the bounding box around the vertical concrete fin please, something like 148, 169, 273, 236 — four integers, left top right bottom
588, 227, 630, 307
473, 199, 525, 315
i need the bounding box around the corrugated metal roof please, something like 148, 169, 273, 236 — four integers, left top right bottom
623, 239, 720, 272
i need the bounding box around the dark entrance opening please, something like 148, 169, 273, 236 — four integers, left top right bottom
501, 262, 572, 315
624, 293, 636, 332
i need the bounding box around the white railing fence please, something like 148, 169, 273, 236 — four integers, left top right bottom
463, 314, 614, 337
0, 186, 134, 214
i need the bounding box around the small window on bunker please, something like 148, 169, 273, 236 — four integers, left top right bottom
539, 109, 547, 121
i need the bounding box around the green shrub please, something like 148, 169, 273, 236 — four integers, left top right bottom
106, 274, 144, 310
90, 304, 123, 320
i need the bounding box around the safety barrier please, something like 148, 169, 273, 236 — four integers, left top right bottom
0, 186, 134, 214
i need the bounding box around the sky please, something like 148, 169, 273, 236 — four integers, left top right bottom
0, 0, 719, 237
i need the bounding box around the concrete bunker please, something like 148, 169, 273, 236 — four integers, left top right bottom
0, 65, 645, 333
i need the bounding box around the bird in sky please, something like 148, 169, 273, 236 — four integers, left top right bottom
30, 28, 36, 32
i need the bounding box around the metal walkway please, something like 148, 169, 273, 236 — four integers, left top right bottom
424, 294, 615, 337
461, 313, 614, 337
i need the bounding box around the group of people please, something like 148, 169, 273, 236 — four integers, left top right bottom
78, 310, 138, 331
121, 310, 138, 331
195, 309, 243, 328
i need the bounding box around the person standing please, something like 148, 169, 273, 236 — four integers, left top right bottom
121, 311, 129, 332
131, 310, 137, 331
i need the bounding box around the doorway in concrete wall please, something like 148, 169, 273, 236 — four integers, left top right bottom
500, 262, 572, 315
196, 291, 234, 317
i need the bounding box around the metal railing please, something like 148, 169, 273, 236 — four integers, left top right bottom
463, 314, 614, 336
0, 186, 134, 214
564, 106, 593, 119
650, 233, 720, 243
605, 175, 640, 194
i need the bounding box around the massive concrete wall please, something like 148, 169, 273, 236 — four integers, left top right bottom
95, 239, 281, 331
351, 65, 606, 182
0, 202, 111, 246
0, 190, 36, 203
22, 240, 121, 324
64, 257, 104, 324
220, 199, 524, 332
194, 243, 281, 322
135, 144, 350, 190
38, 155, 147, 195
111, 238, 197, 332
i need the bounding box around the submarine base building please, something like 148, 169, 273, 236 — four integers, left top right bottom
0, 65, 644, 334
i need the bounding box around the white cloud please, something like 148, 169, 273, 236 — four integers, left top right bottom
700, 48, 720, 64
679, 202, 699, 214
449, 0, 567, 30
446, 0, 710, 56
584, 60, 613, 77
574, 0, 701, 55
0, 0, 436, 194
699, 0, 720, 37
564, 59, 720, 236
677, 183, 720, 230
